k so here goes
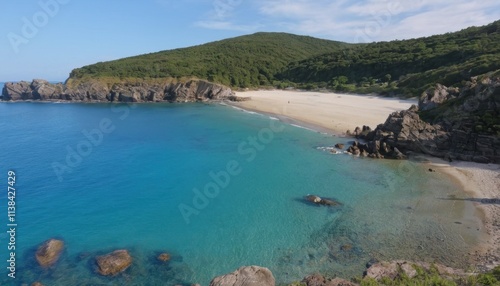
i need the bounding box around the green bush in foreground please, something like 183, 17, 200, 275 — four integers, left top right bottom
285, 266, 500, 286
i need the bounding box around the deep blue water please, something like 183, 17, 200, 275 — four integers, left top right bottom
0, 102, 483, 285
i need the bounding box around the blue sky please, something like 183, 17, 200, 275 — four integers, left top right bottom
1, 0, 499, 81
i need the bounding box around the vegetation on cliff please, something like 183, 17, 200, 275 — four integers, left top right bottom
69, 33, 349, 88
69, 21, 500, 97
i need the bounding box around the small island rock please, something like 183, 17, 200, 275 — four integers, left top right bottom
35, 239, 64, 268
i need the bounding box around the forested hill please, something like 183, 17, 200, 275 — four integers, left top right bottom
281, 20, 500, 96
69, 33, 350, 88
69, 20, 500, 97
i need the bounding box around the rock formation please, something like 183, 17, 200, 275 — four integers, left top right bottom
1, 79, 234, 103
351, 75, 500, 163
95, 249, 132, 276
35, 239, 64, 268
157, 252, 171, 262
301, 274, 358, 286
305, 195, 341, 206
209, 265, 275, 286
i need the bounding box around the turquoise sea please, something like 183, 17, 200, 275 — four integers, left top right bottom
0, 101, 484, 285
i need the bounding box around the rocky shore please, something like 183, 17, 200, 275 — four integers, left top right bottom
347, 75, 500, 164
1, 79, 235, 103
27, 236, 497, 286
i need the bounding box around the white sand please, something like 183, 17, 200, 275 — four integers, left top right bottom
230, 89, 500, 270
232, 90, 416, 134
427, 158, 500, 270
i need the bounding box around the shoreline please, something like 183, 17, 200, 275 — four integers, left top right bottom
230, 89, 500, 271
232, 89, 417, 135
426, 157, 500, 271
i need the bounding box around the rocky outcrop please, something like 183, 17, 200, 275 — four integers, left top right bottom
35, 239, 64, 268
209, 266, 275, 286
95, 249, 132, 276
419, 84, 459, 111
352, 75, 500, 163
364, 260, 465, 281
1, 79, 234, 103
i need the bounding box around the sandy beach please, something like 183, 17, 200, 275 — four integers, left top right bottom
428, 158, 500, 270
231, 89, 500, 270
232, 90, 416, 134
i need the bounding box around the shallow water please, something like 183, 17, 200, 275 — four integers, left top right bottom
0, 102, 484, 285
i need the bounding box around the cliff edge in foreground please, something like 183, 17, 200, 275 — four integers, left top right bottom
1, 79, 234, 103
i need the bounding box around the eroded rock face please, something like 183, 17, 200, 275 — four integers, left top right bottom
209, 266, 275, 286
348, 76, 499, 163
35, 239, 64, 268
2, 79, 234, 103
419, 84, 459, 111
95, 250, 132, 276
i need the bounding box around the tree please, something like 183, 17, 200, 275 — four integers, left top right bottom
384, 74, 392, 83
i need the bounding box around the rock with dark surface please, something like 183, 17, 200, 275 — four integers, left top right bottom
305, 195, 341, 206
334, 143, 345, 149
35, 239, 64, 268
305, 195, 322, 204
95, 250, 132, 276
2, 79, 234, 103
209, 265, 275, 286
363, 76, 499, 163
3, 81, 33, 100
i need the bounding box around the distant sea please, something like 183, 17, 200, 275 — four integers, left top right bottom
0, 102, 483, 285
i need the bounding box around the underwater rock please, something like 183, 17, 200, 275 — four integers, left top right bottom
95, 249, 132, 276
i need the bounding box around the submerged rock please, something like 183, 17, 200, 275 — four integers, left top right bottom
95, 250, 132, 276
305, 195, 341, 206
209, 265, 275, 286
35, 239, 64, 268
157, 252, 171, 262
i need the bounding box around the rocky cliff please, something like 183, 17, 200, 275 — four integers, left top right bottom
1, 79, 234, 103
354, 75, 500, 163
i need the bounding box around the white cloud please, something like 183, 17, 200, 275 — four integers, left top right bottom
194, 0, 499, 42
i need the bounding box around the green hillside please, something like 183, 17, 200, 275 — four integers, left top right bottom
281, 20, 500, 96
69, 20, 500, 97
69, 33, 350, 88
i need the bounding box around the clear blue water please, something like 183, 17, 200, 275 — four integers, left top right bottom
0, 102, 483, 285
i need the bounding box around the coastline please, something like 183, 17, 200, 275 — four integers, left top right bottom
426, 157, 500, 271
230, 89, 500, 271
231, 89, 417, 135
